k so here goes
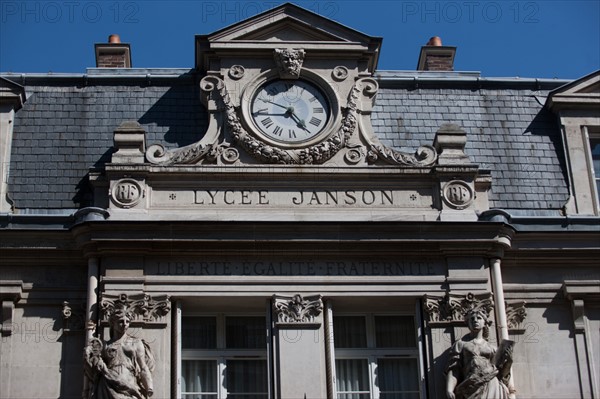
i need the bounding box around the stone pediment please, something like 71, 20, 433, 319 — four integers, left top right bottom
196, 3, 382, 72
547, 70, 600, 111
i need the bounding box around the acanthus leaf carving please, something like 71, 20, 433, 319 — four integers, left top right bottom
273, 294, 323, 327
505, 300, 527, 331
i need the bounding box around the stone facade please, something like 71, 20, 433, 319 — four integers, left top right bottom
1, 4, 599, 399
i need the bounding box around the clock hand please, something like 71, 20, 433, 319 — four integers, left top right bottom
259, 99, 289, 110
289, 112, 310, 132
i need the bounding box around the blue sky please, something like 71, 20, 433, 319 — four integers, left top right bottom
1, 0, 599, 79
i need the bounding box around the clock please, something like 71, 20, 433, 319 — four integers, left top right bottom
250, 79, 331, 146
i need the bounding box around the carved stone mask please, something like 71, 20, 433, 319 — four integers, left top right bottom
274, 48, 305, 78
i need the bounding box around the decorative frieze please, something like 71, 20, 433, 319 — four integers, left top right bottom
273, 294, 323, 328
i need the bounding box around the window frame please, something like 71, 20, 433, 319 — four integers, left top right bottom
585, 126, 600, 213
331, 311, 423, 399
179, 311, 270, 399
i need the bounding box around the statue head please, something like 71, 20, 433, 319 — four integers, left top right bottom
109, 305, 132, 337
465, 307, 493, 339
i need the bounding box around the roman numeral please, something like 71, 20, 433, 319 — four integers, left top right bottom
255, 108, 268, 114
261, 117, 274, 128
308, 96, 317, 103
288, 129, 297, 139
313, 107, 324, 113
267, 87, 278, 96
272, 125, 283, 136
309, 117, 322, 127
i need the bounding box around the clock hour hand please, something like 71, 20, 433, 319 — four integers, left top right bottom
289, 112, 309, 132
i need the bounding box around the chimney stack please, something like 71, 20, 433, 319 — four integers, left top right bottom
417, 36, 456, 71
95, 34, 131, 68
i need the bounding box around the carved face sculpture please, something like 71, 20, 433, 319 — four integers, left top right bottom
274, 48, 305, 78
466, 309, 490, 334
110, 308, 131, 336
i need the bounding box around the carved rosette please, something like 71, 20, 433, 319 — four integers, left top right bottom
100, 293, 171, 326
273, 294, 323, 328
423, 292, 494, 326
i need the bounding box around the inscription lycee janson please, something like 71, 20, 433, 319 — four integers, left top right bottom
193, 189, 396, 206
151, 260, 439, 276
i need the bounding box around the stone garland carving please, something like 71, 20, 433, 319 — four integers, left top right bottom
273, 294, 323, 327
84, 293, 170, 399
274, 48, 305, 78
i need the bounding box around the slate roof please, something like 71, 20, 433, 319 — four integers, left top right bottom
4, 70, 570, 212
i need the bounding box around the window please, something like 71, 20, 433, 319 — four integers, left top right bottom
590, 136, 600, 210
333, 314, 420, 399
181, 315, 268, 399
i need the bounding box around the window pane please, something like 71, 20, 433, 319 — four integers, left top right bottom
226, 359, 267, 398
377, 358, 419, 397
375, 316, 415, 348
226, 316, 266, 349
183, 317, 217, 349
334, 316, 367, 348
335, 359, 369, 397
182, 360, 217, 396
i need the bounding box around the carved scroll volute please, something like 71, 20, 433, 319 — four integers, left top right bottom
354, 77, 379, 114
273, 294, 323, 328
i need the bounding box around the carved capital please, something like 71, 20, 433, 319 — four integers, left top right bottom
100, 292, 171, 327
423, 292, 493, 326
274, 48, 305, 79
273, 294, 323, 328
505, 300, 527, 332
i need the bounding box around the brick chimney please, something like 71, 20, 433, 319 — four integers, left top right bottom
95, 34, 131, 68
417, 36, 456, 71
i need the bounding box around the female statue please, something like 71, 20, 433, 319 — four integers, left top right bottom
445, 307, 512, 399
84, 305, 155, 399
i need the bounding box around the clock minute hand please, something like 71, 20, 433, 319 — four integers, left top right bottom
259, 99, 289, 110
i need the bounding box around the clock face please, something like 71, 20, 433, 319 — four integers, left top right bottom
250, 79, 330, 146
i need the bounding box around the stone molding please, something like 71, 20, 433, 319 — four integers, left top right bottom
99, 292, 171, 327
273, 294, 323, 328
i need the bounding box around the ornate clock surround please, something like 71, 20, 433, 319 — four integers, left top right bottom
240, 68, 342, 150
